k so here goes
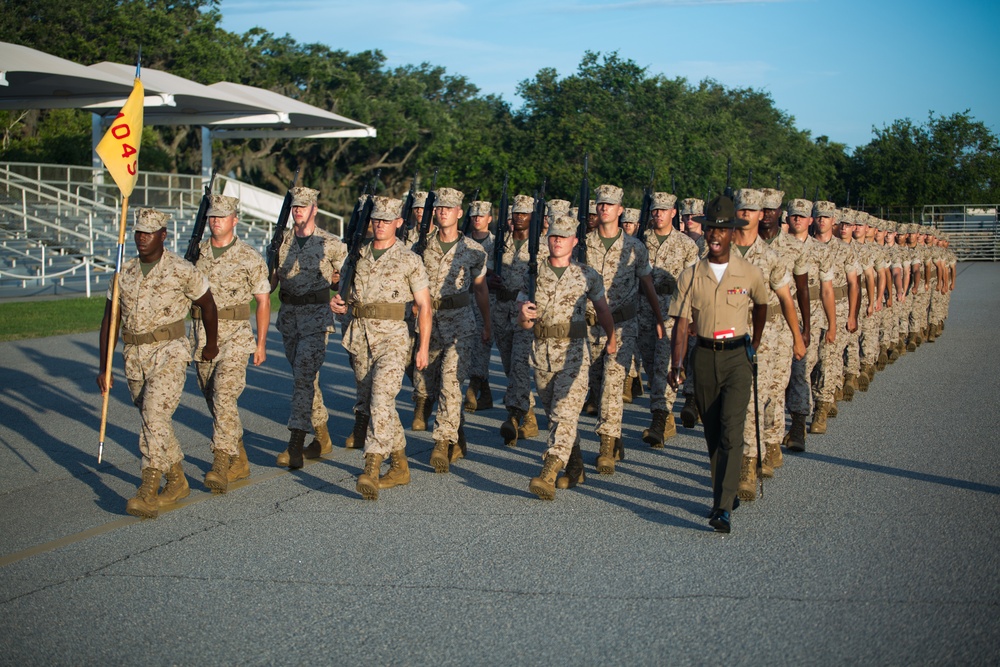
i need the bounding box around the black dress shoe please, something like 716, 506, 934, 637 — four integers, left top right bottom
709, 509, 731, 533
705, 498, 739, 518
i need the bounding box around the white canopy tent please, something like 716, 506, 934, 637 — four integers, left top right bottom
0, 42, 137, 109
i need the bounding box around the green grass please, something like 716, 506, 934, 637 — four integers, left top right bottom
0, 292, 281, 342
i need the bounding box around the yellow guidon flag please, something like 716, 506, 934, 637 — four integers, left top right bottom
95, 78, 144, 197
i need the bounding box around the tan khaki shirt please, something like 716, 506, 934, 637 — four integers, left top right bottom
670, 253, 769, 340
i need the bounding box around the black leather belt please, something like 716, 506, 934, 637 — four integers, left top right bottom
697, 336, 745, 351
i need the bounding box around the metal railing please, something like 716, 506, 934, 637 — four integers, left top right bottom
921, 204, 999, 262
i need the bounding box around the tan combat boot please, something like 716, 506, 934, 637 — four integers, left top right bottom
642, 409, 668, 448
596, 434, 617, 474
519, 407, 539, 439
204, 449, 230, 494
888, 343, 900, 363
379, 449, 411, 489
285, 429, 306, 469
529, 455, 565, 500
476, 378, 494, 410
876, 347, 889, 371
228, 438, 250, 483
842, 375, 857, 401
430, 439, 450, 473
906, 333, 918, 351
158, 461, 190, 508
763, 440, 783, 477
343, 412, 369, 450
556, 441, 585, 489
622, 375, 634, 404
464, 377, 480, 412
582, 388, 598, 416
411, 395, 428, 431
680, 395, 699, 428
738, 456, 758, 502
126, 468, 162, 519
500, 408, 523, 447
275, 448, 290, 467
857, 365, 872, 391
450, 425, 467, 463
304, 422, 333, 459
786, 413, 807, 452
810, 402, 830, 434
662, 412, 677, 441
828, 400, 838, 418
356, 453, 384, 501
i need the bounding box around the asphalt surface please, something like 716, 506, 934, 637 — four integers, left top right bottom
0, 262, 998, 666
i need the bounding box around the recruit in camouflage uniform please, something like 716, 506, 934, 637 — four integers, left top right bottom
638, 192, 699, 447
618, 207, 644, 405
416, 187, 491, 472
809, 201, 860, 435
464, 199, 496, 413
780, 198, 836, 452
585, 184, 664, 474
97, 208, 219, 519
332, 196, 432, 500
190, 195, 271, 494
516, 215, 616, 498
271, 187, 348, 469
837, 209, 870, 400
490, 193, 547, 446
730, 189, 805, 500
677, 197, 707, 426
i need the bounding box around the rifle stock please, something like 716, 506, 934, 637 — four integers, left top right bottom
493, 173, 509, 277
526, 182, 546, 302
576, 155, 590, 264
183, 168, 217, 264
397, 173, 418, 241
411, 169, 438, 258
266, 168, 301, 280
461, 187, 482, 236
338, 170, 381, 300
636, 167, 655, 238
723, 157, 733, 198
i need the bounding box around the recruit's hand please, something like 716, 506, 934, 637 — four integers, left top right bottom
605, 333, 618, 357
253, 345, 266, 367
866, 304, 873, 317
792, 338, 806, 361
801, 326, 811, 347
655, 319, 665, 340
518, 301, 537, 327
847, 315, 858, 334
201, 342, 219, 362
415, 347, 429, 371
329, 294, 348, 315
481, 325, 492, 344
96, 371, 112, 394
825, 328, 837, 345
487, 273, 504, 291
667, 367, 685, 391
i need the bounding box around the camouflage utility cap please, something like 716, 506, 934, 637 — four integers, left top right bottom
568, 207, 579, 218
734, 188, 764, 212
812, 200, 838, 221
595, 184, 623, 205
761, 189, 784, 209
434, 187, 464, 208
469, 200, 492, 217
679, 198, 704, 216
370, 196, 404, 221
787, 198, 812, 217
134, 208, 170, 233
622, 208, 640, 224
839, 209, 856, 225
651, 192, 677, 211
548, 215, 578, 238
512, 194, 535, 214
206, 194, 239, 217
291, 187, 319, 207
588, 200, 597, 215
547, 199, 571, 218
413, 191, 429, 208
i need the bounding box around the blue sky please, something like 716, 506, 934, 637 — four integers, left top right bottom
219, 0, 999, 151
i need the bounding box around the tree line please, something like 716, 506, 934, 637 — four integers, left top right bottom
2, 0, 998, 218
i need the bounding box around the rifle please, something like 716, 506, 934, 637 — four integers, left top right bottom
184, 168, 217, 264
266, 168, 301, 280
776, 173, 782, 190
846, 189, 851, 209
575, 154, 590, 264
338, 169, 381, 300
411, 168, 438, 257
493, 172, 510, 277
747, 168, 753, 188
526, 181, 546, 302
461, 187, 482, 236
814, 185, 820, 202
636, 167, 655, 238
802, 186, 807, 198
723, 157, 733, 198
671, 174, 677, 195
397, 173, 418, 241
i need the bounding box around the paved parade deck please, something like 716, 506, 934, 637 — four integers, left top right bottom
0, 263, 998, 665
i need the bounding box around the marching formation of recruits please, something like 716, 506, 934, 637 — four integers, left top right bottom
97, 182, 957, 532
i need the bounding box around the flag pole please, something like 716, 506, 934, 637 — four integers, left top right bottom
97, 194, 129, 464
96, 47, 143, 463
